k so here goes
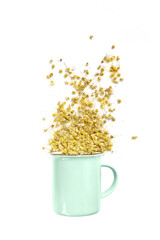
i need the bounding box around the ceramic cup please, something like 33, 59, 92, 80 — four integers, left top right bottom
51, 153, 118, 216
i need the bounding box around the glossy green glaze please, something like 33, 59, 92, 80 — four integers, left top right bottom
51, 153, 118, 216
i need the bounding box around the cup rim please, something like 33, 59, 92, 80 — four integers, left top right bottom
50, 152, 104, 157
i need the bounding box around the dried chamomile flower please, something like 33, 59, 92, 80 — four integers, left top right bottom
64, 73, 68, 78
50, 81, 55, 86
112, 79, 119, 84
117, 99, 121, 104
84, 69, 89, 75
65, 67, 70, 72
89, 35, 93, 39
110, 73, 115, 78
132, 136, 138, 140
119, 78, 124, 81
46, 73, 53, 79
49, 73, 53, 77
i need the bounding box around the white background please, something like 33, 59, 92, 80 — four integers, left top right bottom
0, 0, 160, 239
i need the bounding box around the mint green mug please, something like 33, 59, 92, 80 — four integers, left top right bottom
51, 153, 118, 216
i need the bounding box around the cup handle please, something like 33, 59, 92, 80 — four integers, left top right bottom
101, 165, 118, 198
